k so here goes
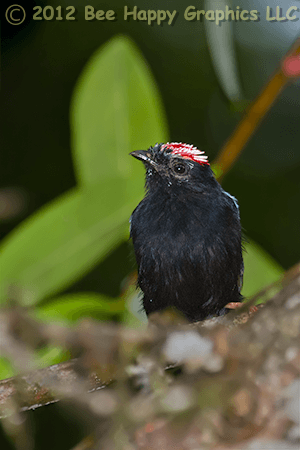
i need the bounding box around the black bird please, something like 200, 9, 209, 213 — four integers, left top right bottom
129, 142, 244, 322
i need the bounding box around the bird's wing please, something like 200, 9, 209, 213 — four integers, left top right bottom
223, 190, 243, 292
238, 261, 244, 292
129, 216, 132, 237
223, 190, 239, 210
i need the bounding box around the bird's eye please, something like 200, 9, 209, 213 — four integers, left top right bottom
172, 162, 187, 176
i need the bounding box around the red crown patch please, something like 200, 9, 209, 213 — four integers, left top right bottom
161, 142, 209, 165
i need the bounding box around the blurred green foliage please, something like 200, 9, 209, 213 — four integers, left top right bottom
71, 35, 168, 186
242, 239, 283, 298
0, 35, 283, 379
0, 35, 167, 310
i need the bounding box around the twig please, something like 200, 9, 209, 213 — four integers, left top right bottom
0, 360, 109, 419
214, 37, 300, 180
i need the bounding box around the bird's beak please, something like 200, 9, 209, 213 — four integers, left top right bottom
130, 150, 157, 168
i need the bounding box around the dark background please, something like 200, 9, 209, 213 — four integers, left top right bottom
2, 1, 299, 287
1, 1, 300, 448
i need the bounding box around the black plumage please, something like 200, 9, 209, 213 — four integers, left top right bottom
129, 142, 244, 322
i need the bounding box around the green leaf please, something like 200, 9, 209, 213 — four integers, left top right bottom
35, 346, 70, 369
0, 357, 16, 380
0, 36, 169, 308
210, 163, 223, 179
242, 238, 284, 299
34, 292, 125, 322
122, 286, 147, 329
0, 177, 138, 306
71, 34, 168, 187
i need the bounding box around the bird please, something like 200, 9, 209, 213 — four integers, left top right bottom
129, 142, 244, 323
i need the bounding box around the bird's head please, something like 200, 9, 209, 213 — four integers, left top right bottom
130, 142, 216, 193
